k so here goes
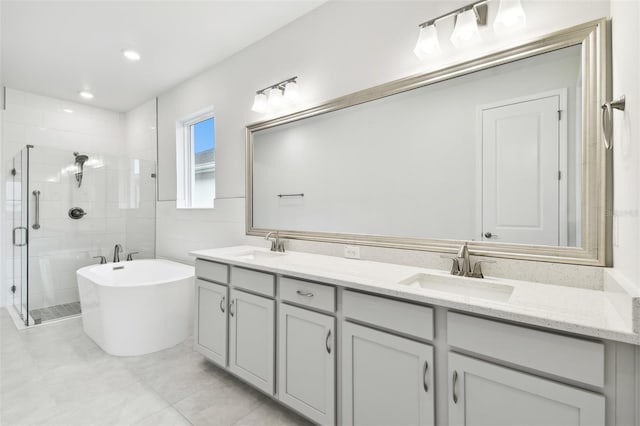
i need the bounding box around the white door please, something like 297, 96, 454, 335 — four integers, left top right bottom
194, 279, 228, 367
481, 94, 563, 245
229, 288, 275, 395
278, 303, 335, 425
342, 322, 434, 426
448, 352, 605, 426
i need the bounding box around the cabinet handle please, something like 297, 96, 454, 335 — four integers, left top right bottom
325, 329, 332, 354
452, 370, 458, 404
423, 360, 429, 392
220, 296, 225, 313
296, 290, 314, 297
229, 300, 235, 317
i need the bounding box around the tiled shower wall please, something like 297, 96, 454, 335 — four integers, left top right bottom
1, 89, 156, 309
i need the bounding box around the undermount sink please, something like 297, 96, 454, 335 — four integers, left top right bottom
232, 250, 286, 261
397, 273, 514, 302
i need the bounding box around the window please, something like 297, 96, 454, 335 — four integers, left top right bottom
177, 111, 215, 208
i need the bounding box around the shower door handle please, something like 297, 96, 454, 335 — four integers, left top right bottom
32, 190, 41, 230
13, 227, 28, 247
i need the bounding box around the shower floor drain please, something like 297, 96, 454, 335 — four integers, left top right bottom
30, 302, 81, 324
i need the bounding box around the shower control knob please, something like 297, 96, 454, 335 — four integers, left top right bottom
68, 207, 87, 220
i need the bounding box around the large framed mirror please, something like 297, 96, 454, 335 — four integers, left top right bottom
246, 19, 610, 266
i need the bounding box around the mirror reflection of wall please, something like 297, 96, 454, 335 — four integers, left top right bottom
252, 45, 582, 248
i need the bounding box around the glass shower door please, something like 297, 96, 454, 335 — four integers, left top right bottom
10, 147, 29, 324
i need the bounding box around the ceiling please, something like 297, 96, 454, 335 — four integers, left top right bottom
0, 1, 326, 112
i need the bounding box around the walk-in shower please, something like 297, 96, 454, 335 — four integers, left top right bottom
7, 145, 156, 326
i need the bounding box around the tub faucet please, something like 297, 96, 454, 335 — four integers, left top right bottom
265, 231, 285, 252
113, 244, 123, 263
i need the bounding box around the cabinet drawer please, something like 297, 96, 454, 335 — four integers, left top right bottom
447, 312, 604, 387
280, 277, 336, 313
343, 290, 433, 341
231, 266, 275, 297
195, 259, 229, 284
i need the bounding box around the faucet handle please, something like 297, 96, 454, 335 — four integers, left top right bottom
92, 255, 107, 264
471, 260, 496, 279
441, 256, 461, 275
126, 252, 139, 261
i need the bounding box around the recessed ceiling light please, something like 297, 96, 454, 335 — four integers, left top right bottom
79, 91, 94, 100
122, 49, 141, 61
63, 108, 73, 113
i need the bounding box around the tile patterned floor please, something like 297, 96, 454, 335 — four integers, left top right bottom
30, 302, 82, 324
0, 309, 312, 426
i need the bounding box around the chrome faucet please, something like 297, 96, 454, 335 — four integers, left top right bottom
457, 242, 472, 277
113, 244, 123, 263
265, 231, 285, 252
443, 242, 495, 278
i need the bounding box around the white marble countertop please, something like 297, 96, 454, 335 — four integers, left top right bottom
190, 245, 640, 345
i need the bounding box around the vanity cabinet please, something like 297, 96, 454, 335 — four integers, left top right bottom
342, 321, 435, 426
448, 352, 605, 426
278, 303, 336, 425
194, 279, 228, 367
228, 288, 275, 395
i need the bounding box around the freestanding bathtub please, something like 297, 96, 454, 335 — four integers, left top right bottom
77, 259, 195, 356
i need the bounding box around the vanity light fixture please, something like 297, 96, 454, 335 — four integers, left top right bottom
251, 76, 299, 114
414, 0, 526, 58
267, 87, 285, 109
414, 23, 440, 58
251, 92, 268, 113
493, 0, 526, 34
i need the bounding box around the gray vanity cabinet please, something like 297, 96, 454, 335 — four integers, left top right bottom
448, 352, 605, 425
278, 303, 336, 425
228, 288, 275, 395
342, 321, 435, 426
194, 279, 228, 367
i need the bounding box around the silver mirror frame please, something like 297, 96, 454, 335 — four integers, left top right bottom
246, 18, 611, 266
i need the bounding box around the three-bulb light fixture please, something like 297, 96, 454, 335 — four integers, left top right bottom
251, 77, 300, 114
414, 0, 526, 58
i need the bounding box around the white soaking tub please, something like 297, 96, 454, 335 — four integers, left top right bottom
77, 259, 195, 356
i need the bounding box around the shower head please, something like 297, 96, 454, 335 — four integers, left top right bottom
73, 153, 89, 188
74, 153, 89, 165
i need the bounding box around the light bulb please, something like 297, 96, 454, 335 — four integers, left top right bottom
494, 0, 526, 34
284, 81, 300, 102
268, 88, 285, 109
450, 9, 480, 48
122, 49, 141, 61
251, 92, 268, 113
78, 91, 94, 99
413, 24, 440, 59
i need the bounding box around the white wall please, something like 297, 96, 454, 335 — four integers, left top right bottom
610, 0, 640, 290
155, 0, 614, 279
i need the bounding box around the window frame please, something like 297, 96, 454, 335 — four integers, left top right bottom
177, 109, 215, 209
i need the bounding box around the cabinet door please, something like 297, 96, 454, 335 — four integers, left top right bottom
278, 303, 335, 425
448, 352, 605, 426
342, 322, 434, 426
229, 288, 275, 395
194, 279, 228, 367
